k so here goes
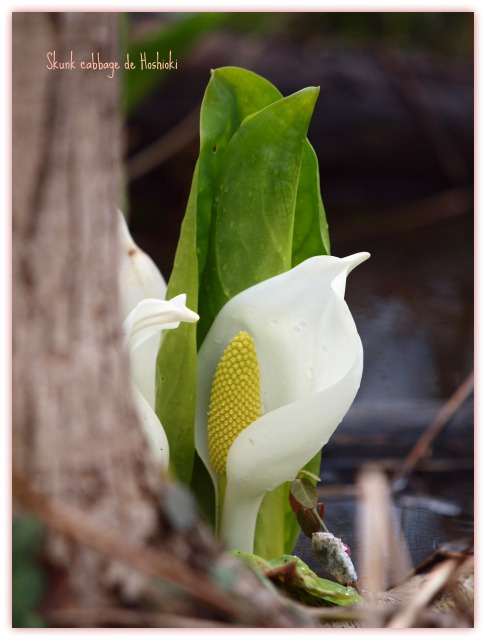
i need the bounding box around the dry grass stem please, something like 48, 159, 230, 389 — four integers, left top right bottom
387, 556, 472, 628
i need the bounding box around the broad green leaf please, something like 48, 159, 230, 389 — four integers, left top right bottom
197, 86, 320, 342
156, 165, 200, 484
197, 67, 282, 280
123, 13, 226, 114
292, 141, 330, 264
197, 68, 330, 279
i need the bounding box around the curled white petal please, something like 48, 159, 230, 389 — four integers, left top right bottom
123, 295, 199, 355
195, 252, 369, 551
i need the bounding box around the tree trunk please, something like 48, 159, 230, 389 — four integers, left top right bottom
12, 11, 163, 603
11, 13, 313, 627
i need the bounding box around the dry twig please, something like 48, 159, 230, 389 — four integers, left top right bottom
332, 186, 472, 243
126, 107, 200, 181
13, 464, 316, 628
393, 370, 474, 490
46, 607, 232, 628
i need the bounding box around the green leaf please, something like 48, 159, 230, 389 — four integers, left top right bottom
12, 514, 44, 558
296, 507, 324, 538
297, 469, 321, 483
196, 67, 282, 281
267, 555, 362, 607
254, 481, 292, 559
198, 85, 320, 342
232, 550, 362, 607
254, 450, 322, 558
156, 165, 200, 484
290, 476, 318, 509
12, 516, 46, 628
196, 68, 329, 274
230, 549, 272, 574
190, 452, 215, 524
292, 141, 330, 264
122, 13, 226, 114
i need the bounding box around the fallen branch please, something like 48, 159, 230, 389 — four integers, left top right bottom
45, 607, 232, 628
12, 465, 312, 627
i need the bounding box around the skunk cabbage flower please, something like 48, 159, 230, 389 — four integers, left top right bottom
195, 253, 369, 552
118, 212, 199, 469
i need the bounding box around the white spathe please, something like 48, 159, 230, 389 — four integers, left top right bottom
195, 252, 369, 552
118, 210, 167, 318
118, 210, 167, 409
123, 295, 199, 469
118, 211, 199, 470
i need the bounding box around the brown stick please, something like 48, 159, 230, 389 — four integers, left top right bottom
332, 186, 472, 243
386, 556, 472, 628
46, 607, 232, 628
12, 464, 240, 621
126, 107, 200, 182
393, 371, 474, 489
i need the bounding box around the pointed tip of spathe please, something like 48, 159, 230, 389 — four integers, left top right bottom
341, 252, 371, 274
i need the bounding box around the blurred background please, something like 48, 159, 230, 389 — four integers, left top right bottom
122, 12, 474, 570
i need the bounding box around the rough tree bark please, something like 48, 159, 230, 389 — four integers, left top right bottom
12, 11, 164, 604
12, 12, 312, 627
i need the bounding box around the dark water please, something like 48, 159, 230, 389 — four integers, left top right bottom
317, 212, 474, 569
